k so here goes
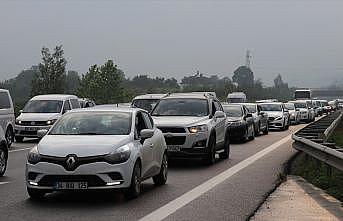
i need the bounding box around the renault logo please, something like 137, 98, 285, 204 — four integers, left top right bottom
30, 121, 35, 126
165, 132, 173, 138
65, 155, 77, 170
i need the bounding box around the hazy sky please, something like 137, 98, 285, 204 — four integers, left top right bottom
0, 0, 342, 87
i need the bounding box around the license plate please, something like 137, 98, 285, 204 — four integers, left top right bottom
167, 145, 181, 152
25, 127, 37, 131
54, 182, 88, 190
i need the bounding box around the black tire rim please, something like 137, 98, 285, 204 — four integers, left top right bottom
6, 129, 13, 147
0, 149, 6, 174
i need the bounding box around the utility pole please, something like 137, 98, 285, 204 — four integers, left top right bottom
245, 50, 251, 68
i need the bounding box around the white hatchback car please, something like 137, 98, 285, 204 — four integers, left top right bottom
26, 106, 167, 199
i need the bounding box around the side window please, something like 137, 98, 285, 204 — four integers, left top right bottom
142, 112, 153, 129
70, 99, 81, 109
0, 92, 11, 109
63, 101, 71, 113
135, 112, 148, 137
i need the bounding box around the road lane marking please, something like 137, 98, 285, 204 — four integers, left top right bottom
139, 135, 292, 221
9, 147, 32, 153
0, 182, 9, 185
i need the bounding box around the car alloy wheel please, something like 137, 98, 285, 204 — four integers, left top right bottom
5, 129, 13, 147
153, 153, 168, 185
125, 162, 141, 199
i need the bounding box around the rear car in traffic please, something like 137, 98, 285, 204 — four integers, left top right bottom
223, 104, 255, 142
151, 92, 230, 164
0, 128, 8, 176
15, 94, 80, 142
241, 103, 269, 135
284, 102, 300, 124
259, 102, 290, 130
26, 106, 167, 199
131, 94, 167, 112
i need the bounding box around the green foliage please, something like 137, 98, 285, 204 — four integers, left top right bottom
232, 66, 254, 88
31, 45, 67, 96
77, 60, 124, 104
291, 153, 343, 201
65, 71, 80, 93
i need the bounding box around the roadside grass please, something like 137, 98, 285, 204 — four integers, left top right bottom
290, 153, 343, 202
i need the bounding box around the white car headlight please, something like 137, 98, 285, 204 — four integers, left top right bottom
46, 119, 57, 125
188, 125, 208, 133
27, 146, 41, 164
104, 145, 131, 164
275, 116, 283, 121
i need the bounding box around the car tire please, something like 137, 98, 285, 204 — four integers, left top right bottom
27, 187, 45, 200
203, 136, 216, 165
255, 123, 260, 136
125, 161, 141, 199
285, 119, 290, 130
153, 153, 168, 186
0, 146, 8, 177
15, 136, 24, 143
263, 124, 269, 135
219, 132, 230, 159
5, 128, 14, 148
249, 125, 255, 140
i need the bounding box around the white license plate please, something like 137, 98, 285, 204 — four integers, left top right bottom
167, 145, 181, 152
25, 127, 37, 131
54, 182, 88, 190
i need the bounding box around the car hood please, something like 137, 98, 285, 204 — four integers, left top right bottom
37, 135, 131, 157
264, 111, 283, 117
152, 116, 209, 127
17, 113, 61, 121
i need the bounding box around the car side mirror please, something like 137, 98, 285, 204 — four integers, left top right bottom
295, 108, 300, 111
214, 111, 225, 119
246, 113, 252, 118
259, 111, 265, 115
140, 129, 154, 140
37, 129, 48, 138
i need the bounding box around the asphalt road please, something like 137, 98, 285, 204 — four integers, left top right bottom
0, 123, 306, 221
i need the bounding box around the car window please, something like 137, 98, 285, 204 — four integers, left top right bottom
70, 99, 81, 109
260, 104, 282, 111
23, 100, 63, 113
135, 112, 148, 137
0, 92, 11, 109
142, 112, 153, 129
63, 101, 71, 113
223, 105, 243, 117
245, 104, 257, 113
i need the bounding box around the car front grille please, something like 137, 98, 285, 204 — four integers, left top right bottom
19, 121, 48, 126
164, 136, 186, 145
39, 155, 106, 171
18, 130, 37, 135
158, 127, 186, 133
268, 117, 275, 121
38, 175, 106, 187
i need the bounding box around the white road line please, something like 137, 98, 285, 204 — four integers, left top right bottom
0, 182, 10, 185
139, 135, 292, 221
9, 147, 32, 153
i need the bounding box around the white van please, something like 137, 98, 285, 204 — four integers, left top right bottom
227, 92, 247, 103
0, 89, 15, 147
15, 94, 80, 142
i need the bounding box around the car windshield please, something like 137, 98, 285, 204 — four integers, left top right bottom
132, 99, 159, 112
49, 112, 132, 135
244, 104, 257, 113
285, 103, 295, 110
23, 100, 63, 113
260, 104, 282, 111
293, 103, 307, 108
322, 101, 329, 106
223, 105, 243, 117
151, 98, 209, 117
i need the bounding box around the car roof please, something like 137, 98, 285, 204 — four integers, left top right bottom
0, 89, 9, 92
133, 94, 167, 100
259, 102, 282, 105
290, 100, 306, 103
237, 103, 256, 106
163, 92, 213, 99
222, 103, 244, 107
31, 94, 78, 100
69, 105, 146, 114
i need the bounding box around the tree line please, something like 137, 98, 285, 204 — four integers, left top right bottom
0, 45, 295, 113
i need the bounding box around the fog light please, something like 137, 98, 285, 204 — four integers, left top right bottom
106, 181, 122, 186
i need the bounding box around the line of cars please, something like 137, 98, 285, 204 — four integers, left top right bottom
0, 88, 338, 200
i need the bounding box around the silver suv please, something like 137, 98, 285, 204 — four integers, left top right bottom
0, 89, 15, 147
151, 92, 229, 165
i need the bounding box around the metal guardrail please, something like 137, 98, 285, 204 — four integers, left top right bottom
292, 111, 343, 171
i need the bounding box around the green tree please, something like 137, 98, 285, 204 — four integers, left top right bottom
65, 70, 80, 93
31, 45, 67, 96
232, 66, 254, 88
77, 60, 125, 104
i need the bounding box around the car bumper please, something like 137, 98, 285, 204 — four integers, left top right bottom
26, 160, 133, 190
228, 124, 246, 139
15, 125, 52, 138
268, 119, 284, 128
